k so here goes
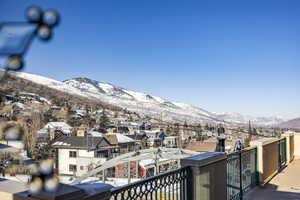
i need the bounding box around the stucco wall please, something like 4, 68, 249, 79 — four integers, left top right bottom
58, 148, 106, 176
294, 133, 300, 157
262, 142, 279, 181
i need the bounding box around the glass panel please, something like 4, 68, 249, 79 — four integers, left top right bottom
0, 23, 37, 55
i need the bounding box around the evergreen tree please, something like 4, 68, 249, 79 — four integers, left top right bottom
244, 121, 253, 147
248, 120, 252, 135
204, 123, 210, 131
253, 128, 257, 135
173, 123, 181, 147
173, 123, 180, 136
98, 109, 110, 133
195, 123, 203, 141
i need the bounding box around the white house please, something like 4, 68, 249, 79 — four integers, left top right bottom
163, 136, 178, 148
51, 136, 112, 176
37, 122, 73, 139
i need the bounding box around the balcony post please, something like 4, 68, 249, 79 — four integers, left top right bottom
180, 152, 227, 200
281, 133, 290, 163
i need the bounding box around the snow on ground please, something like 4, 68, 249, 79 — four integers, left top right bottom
0, 174, 140, 187
60, 176, 140, 187
12, 71, 286, 125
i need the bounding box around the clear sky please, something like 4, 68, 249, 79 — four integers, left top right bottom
1, 0, 300, 118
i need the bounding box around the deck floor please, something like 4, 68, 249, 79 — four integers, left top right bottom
245, 159, 300, 200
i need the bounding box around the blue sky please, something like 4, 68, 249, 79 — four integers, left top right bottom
1, 0, 300, 118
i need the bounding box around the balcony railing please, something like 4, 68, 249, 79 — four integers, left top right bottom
6, 134, 296, 200
110, 166, 190, 200
278, 138, 287, 168
227, 147, 258, 200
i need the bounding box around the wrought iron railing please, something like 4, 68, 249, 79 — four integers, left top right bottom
278, 138, 287, 168
110, 166, 190, 200
227, 147, 258, 200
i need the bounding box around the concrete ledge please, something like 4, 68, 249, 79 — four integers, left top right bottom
181, 152, 227, 168
75, 183, 113, 200
250, 137, 279, 146
0, 178, 28, 200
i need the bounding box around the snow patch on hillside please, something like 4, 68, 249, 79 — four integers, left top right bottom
12, 72, 286, 125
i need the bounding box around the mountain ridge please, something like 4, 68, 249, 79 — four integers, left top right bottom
279, 118, 300, 130
11, 71, 287, 126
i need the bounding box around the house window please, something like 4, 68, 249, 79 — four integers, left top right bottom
69, 151, 77, 158
95, 151, 108, 158
69, 164, 77, 172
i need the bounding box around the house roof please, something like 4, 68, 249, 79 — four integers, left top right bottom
45, 122, 72, 129
51, 136, 111, 149
105, 133, 135, 145
185, 141, 217, 152
0, 144, 19, 153
126, 134, 148, 141
12, 102, 25, 109
87, 131, 103, 137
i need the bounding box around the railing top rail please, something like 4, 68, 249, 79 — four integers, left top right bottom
279, 137, 286, 141
227, 146, 257, 156
111, 166, 189, 193
241, 146, 257, 152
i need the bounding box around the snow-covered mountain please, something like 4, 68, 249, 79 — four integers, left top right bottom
12, 72, 286, 125
213, 112, 285, 126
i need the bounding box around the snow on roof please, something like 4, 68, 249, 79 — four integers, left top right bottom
52, 141, 71, 146
37, 129, 48, 137
144, 129, 161, 134
12, 102, 25, 109
45, 122, 72, 129
0, 144, 19, 153
87, 131, 103, 137
106, 133, 134, 143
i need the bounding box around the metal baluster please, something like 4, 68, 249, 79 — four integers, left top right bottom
168, 175, 171, 200
179, 172, 184, 200
176, 173, 179, 200
239, 151, 243, 200
155, 180, 158, 200
172, 173, 175, 200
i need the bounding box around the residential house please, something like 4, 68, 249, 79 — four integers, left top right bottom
162, 136, 178, 148
37, 122, 73, 140
0, 140, 27, 158
11, 102, 25, 114
17, 92, 50, 104
126, 134, 148, 148
104, 133, 138, 178
144, 129, 163, 147
104, 133, 136, 154
87, 131, 103, 137
51, 136, 113, 176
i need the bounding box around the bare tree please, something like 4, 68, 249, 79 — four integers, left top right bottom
20, 111, 44, 158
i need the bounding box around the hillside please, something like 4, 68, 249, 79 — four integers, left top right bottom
2, 71, 287, 125
279, 118, 300, 129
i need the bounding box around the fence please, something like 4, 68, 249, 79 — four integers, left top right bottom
227, 147, 258, 200
110, 166, 190, 200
